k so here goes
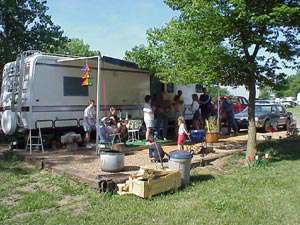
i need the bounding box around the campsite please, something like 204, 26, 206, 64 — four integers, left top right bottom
0, 1, 300, 225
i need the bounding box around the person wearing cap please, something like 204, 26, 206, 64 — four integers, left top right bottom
83, 100, 96, 148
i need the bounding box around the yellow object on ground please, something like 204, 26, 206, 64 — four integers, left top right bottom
117, 168, 181, 198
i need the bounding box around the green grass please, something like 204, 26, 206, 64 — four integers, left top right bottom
126, 139, 174, 148
287, 106, 300, 116
1, 138, 300, 225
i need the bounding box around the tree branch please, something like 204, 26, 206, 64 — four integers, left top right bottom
251, 44, 260, 60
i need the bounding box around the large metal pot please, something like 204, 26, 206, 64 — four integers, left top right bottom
100, 150, 124, 172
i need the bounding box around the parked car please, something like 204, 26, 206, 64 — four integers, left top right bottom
281, 100, 297, 108
218, 96, 248, 124
227, 96, 248, 114
235, 103, 293, 131
256, 99, 276, 104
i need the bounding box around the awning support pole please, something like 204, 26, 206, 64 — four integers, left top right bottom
217, 85, 220, 132
96, 55, 102, 153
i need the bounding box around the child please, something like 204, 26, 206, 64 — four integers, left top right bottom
177, 116, 189, 150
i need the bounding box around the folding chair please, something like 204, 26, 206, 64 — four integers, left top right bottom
127, 120, 143, 142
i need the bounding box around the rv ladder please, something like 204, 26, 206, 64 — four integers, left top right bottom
26, 126, 44, 155
9, 54, 26, 114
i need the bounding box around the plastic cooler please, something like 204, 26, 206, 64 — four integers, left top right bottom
190, 129, 206, 143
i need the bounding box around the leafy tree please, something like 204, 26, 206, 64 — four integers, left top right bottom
259, 87, 272, 99
274, 72, 300, 97
207, 86, 229, 101
58, 38, 100, 57
126, 0, 300, 157
0, 0, 67, 71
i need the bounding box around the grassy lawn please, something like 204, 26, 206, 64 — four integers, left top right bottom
287, 106, 300, 117
1, 138, 300, 225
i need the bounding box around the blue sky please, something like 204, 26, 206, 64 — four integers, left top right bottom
47, 0, 176, 59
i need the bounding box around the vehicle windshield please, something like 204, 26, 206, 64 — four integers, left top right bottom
256, 105, 272, 113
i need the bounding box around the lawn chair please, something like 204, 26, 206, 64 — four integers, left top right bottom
96, 124, 121, 155
127, 120, 143, 142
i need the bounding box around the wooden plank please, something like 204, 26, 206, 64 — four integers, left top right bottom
118, 169, 181, 198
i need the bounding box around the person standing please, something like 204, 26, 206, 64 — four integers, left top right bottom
83, 99, 96, 148
155, 105, 168, 140
199, 87, 212, 122
177, 116, 189, 151
191, 94, 201, 130
173, 90, 184, 117
143, 95, 154, 143
221, 97, 238, 135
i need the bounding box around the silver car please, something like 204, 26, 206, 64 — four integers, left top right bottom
235, 104, 293, 131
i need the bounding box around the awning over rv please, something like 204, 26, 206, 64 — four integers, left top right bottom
57, 55, 148, 74
57, 55, 149, 152
58, 55, 102, 151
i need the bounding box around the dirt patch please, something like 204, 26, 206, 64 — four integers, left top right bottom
0, 194, 22, 207
18, 177, 59, 193
9, 208, 53, 222
6, 195, 87, 223
210, 158, 227, 171
57, 195, 87, 215
57, 195, 85, 207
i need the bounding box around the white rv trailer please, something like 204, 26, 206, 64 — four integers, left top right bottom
0, 51, 150, 135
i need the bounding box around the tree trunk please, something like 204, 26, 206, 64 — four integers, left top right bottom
247, 78, 257, 158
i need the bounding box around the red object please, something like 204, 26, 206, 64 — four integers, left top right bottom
81, 64, 92, 86
232, 96, 248, 114
177, 134, 186, 145
102, 79, 107, 113
247, 155, 253, 161
267, 126, 276, 133
219, 96, 248, 114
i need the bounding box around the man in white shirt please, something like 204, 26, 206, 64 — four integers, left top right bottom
83, 99, 96, 147
143, 95, 154, 142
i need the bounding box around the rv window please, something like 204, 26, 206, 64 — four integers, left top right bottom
166, 83, 174, 93
63, 77, 89, 96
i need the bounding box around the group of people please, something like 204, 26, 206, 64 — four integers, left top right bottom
189, 89, 239, 136
142, 90, 185, 143
142, 87, 213, 146
190, 88, 212, 130
82, 100, 128, 148
82, 88, 239, 148
143, 87, 239, 150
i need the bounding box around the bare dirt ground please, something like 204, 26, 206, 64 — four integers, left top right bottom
0, 129, 289, 188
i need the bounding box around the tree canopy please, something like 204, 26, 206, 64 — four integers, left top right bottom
208, 86, 230, 100
57, 38, 100, 57
258, 87, 272, 99
126, 0, 300, 86
274, 72, 300, 97
126, 0, 300, 156
0, 0, 67, 70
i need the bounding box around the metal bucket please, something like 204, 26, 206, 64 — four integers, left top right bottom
100, 150, 124, 172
